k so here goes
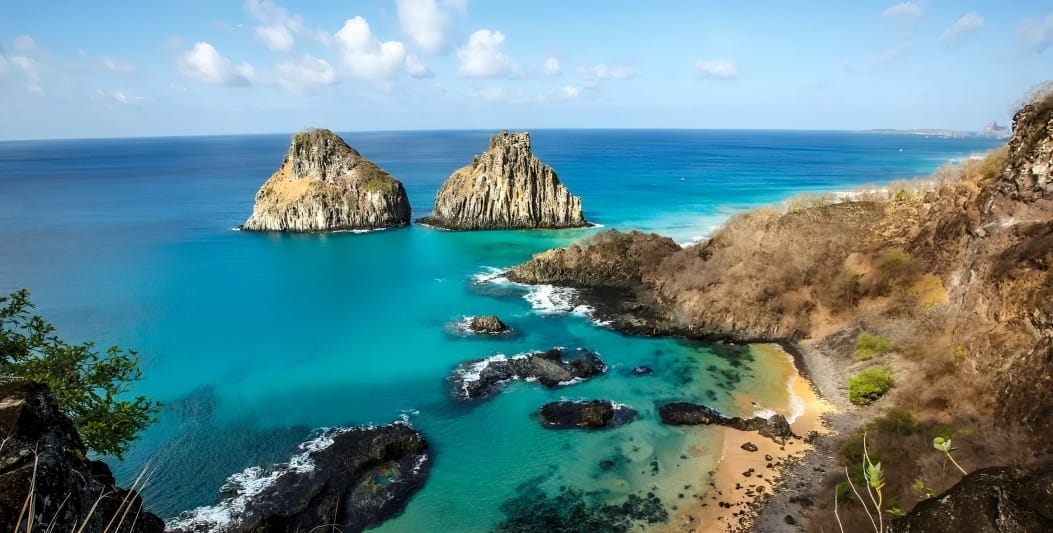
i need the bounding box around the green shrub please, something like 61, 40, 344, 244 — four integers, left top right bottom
855, 332, 893, 361
848, 367, 894, 405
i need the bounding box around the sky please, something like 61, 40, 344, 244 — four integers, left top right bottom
0, 1, 1051, 140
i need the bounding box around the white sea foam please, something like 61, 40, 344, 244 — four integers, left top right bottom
166, 427, 352, 531
784, 376, 806, 424
410, 453, 429, 475
751, 408, 779, 420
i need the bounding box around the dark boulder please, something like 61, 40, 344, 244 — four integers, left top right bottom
449, 347, 607, 401
741, 442, 759, 452
892, 462, 1053, 532
167, 423, 430, 533
466, 315, 511, 334
0, 378, 165, 533
657, 402, 796, 441
538, 400, 637, 429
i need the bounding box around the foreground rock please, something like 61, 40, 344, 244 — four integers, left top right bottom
0, 379, 164, 533
1003, 89, 1053, 200
449, 347, 607, 401
167, 423, 429, 533
537, 400, 637, 429
418, 131, 588, 229
891, 462, 1053, 532
465, 315, 511, 334
657, 402, 794, 441
242, 128, 410, 232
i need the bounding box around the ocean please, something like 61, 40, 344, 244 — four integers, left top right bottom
0, 130, 1002, 530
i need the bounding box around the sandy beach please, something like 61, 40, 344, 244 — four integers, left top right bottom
651, 344, 837, 532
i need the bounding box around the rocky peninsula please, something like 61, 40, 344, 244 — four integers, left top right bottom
417, 131, 588, 230
242, 129, 411, 232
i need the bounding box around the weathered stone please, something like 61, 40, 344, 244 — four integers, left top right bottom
466, 315, 511, 334
167, 423, 430, 533
448, 347, 607, 401
657, 402, 795, 441
0, 378, 164, 533
242, 129, 410, 232
537, 400, 637, 429
418, 131, 588, 230
1003, 90, 1053, 201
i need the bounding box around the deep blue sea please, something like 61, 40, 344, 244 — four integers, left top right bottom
0, 130, 1002, 530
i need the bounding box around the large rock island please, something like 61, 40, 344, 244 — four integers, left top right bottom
242, 129, 411, 232
417, 131, 589, 230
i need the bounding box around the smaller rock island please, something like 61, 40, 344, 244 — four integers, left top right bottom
242, 128, 411, 232
418, 131, 589, 230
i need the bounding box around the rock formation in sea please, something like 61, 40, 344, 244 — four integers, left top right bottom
417, 131, 588, 230
448, 347, 607, 401
657, 402, 795, 441
537, 400, 637, 429
0, 378, 165, 533
167, 422, 430, 533
891, 462, 1053, 532
242, 128, 411, 232
465, 315, 511, 334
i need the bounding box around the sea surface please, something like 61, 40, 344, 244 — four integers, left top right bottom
0, 130, 1002, 530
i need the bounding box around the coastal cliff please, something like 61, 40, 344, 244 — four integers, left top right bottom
417, 131, 588, 230
507, 90, 1053, 530
0, 379, 164, 532
242, 129, 410, 232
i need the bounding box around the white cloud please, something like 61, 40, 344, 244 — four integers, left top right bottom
255, 24, 295, 51
560, 85, 581, 99
694, 59, 738, 79
544, 57, 560, 76
405, 54, 434, 78
457, 29, 517, 78
177, 42, 255, 86
578, 63, 635, 80
13, 35, 37, 52
877, 40, 914, 63
335, 17, 407, 81
396, 0, 451, 54
941, 13, 983, 46
103, 56, 135, 72
882, 2, 923, 19
1019, 13, 1053, 53
274, 55, 335, 92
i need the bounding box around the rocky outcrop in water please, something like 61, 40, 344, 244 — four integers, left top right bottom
657, 402, 794, 441
449, 347, 607, 401
242, 129, 411, 232
891, 462, 1053, 532
0, 379, 164, 533
537, 400, 637, 429
417, 131, 588, 230
466, 315, 511, 334
167, 423, 429, 533
1003, 90, 1053, 201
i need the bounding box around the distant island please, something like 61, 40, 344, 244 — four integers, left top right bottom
862, 121, 1011, 140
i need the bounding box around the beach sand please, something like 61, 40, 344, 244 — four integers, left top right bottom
650, 344, 837, 532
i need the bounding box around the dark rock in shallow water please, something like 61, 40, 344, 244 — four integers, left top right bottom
167, 423, 430, 533
495, 484, 667, 533
632, 365, 655, 376
0, 378, 165, 533
657, 402, 795, 441
538, 400, 637, 429
891, 462, 1053, 533
466, 315, 511, 334
449, 347, 607, 401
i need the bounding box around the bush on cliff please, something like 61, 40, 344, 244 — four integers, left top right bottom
848, 367, 894, 406
0, 289, 159, 458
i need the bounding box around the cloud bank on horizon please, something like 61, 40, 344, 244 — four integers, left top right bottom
0, 0, 1051, 139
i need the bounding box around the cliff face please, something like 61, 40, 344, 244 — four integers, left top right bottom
0, 379, 164, 533
1003, 93, 1053, 201
242, 129, 411, 232
418, 131, 588, 230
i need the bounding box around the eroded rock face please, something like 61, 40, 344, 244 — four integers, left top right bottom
242, 129, 411, 232
657, 402, 795, 441
167, 423, 430, 533
418, 131, 588, 230
892, 462, 1053, 532
0, 379, 164, 533
466, 315, 511, 334
537, 400, 637, 429
448, 347, 607, 401
1003, 93, 1053, 201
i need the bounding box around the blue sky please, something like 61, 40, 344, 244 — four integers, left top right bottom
1, 1, 1051, 139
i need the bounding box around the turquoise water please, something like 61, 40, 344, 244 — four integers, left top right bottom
0, 130, 1002, 530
